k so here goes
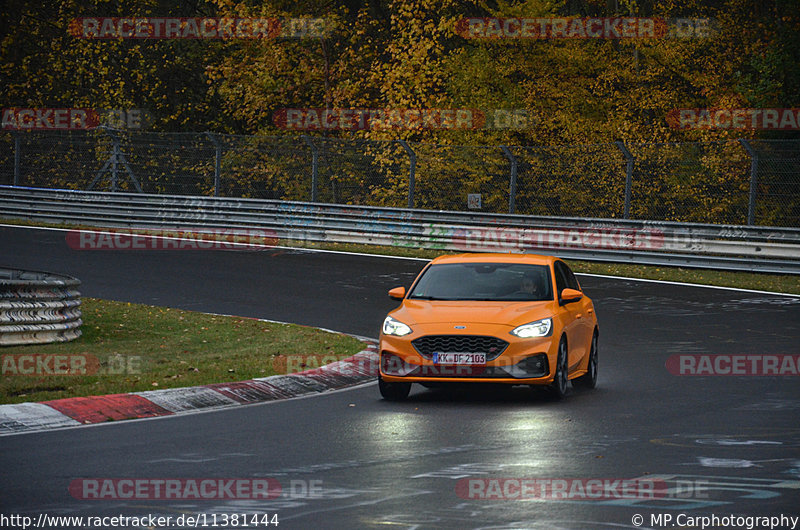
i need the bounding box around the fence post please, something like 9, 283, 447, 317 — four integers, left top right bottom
109, 129, 120, 192
397, 139, 416, 208
500, 146, 517, 214
615, 141, 635, 219
301, 135, 319, 202
13, 132, 21, 186
206, 132, 222, 197
739, 139, 758, 226
87, 127, 142, 192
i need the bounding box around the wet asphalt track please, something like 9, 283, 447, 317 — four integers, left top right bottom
1, 225, 799, 529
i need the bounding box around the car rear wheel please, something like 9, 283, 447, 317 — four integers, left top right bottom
379, 377, 411, 401
574, 330, 598, 390
549, 338, 569, 400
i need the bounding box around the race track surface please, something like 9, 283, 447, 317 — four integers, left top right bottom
1, 225, 799, 529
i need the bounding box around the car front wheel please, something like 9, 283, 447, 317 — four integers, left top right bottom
549, 338, 569, 400
379, 377, 411, 401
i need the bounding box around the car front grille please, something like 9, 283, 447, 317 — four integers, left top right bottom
412, 335, 509, 361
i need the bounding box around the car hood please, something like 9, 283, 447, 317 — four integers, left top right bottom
392, 300, 554, 328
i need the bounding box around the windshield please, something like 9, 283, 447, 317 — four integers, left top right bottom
408, 263, 553, 301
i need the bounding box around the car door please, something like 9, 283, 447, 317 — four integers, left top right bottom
561, 262, 594, 361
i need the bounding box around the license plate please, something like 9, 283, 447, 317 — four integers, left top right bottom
432, 352, 486, 365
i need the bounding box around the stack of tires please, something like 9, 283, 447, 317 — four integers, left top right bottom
0, 268, 82, 345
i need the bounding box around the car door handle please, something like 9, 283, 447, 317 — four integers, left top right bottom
588, 308, 594, 314
575, 313, 583, 319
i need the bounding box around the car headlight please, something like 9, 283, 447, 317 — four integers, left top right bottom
382, 316, 412, 336
510, 318, 552, 338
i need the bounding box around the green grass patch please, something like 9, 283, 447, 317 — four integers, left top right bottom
0, 298, 365, 404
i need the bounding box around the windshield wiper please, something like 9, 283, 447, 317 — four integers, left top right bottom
417, 296, 497, 301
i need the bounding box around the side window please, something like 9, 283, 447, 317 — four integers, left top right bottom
554, 262, 568, 295
562, 262, 581, 291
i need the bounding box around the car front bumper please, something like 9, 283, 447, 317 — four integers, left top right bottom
379, 327, 559, 385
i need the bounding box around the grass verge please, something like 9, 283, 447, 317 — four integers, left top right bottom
0, 298, 365, 405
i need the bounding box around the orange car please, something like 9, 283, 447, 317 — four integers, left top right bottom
379, 254, 598, 400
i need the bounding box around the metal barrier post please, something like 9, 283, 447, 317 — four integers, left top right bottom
615, 141, 635, 219
206, 132, 222, 197
500, 146, 517, 214
88, 127, 142, 192
397, 139, 416, 208
739, 139, 758, 226
110, 131, 120, 192
13, 133, 21, 186
302, 135, 319, 202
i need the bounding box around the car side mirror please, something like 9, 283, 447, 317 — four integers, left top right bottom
388, 286, 406, 301
560, 288, 583, 303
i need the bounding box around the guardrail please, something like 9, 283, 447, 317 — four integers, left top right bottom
1, 185, 799, 274
0, 267, 82, 346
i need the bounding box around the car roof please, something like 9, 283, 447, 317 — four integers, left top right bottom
429, 253, 558, 266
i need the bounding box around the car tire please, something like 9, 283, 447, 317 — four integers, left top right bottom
574, 330, 598, 390
379, 377, 411, 401
549, 337, 569, 400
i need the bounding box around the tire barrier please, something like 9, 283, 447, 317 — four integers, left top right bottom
0, 268, 82, 346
